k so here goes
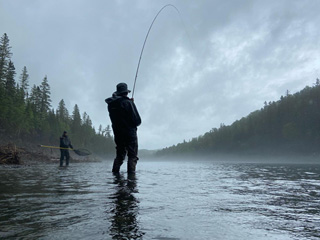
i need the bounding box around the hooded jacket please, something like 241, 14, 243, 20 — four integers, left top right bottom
105, 95, 141, 137
60, 135, 73, 149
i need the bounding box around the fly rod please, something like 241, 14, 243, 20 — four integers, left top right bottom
132, 4, 183, 98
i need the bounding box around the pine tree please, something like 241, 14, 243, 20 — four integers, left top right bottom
30, 85, 42, 112
98, 124, 102, 135
72, 104, 81, 126
105, 125, 112, 138
39, 75, 51, 115
3, 61, 18, 134
71, 104, 81, 135
19, 66, 29, 98
82, 112, 92, 127
0, 33, 12, 86
5, 60, 16, 97
56, 99, 69, 121
0, 32, 116, 155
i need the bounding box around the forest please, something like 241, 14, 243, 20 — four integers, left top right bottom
2, 31, 320, 159
0, 33, 114, 156
157, 79, 320, 157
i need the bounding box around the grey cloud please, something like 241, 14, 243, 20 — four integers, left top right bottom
1, 0, 319, 149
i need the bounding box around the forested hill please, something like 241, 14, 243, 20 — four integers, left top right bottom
0, 33, 114, 155
157, 80, 320, 157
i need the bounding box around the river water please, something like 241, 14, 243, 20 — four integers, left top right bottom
0, 160, 320, 240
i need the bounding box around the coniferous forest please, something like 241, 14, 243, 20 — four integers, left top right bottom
0, 33, 114, 156
1, 32, 320, 159
157, 80, 320, 157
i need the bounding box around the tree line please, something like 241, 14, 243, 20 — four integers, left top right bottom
157, 79, 320, 157
0, 33, 114, 155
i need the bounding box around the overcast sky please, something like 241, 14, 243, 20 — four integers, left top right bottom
1, 0, 319, 149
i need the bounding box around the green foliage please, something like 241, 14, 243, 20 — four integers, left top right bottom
29, 85, 42, 114
0, 33, 12, 85
0, 33, 114, 156
39, 75, 51, 116
157, 82, 320, 157
5, 60, 16, 96
56, 99, 69, 121
19, 66, 29, 98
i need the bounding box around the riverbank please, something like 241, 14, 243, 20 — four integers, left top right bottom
0, 142, 101, 165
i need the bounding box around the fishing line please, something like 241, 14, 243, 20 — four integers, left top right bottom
132, 4, 193, 98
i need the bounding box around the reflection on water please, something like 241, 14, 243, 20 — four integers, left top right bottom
230, 164, 320, 239
108, 173, 144, 239
0, 161, 320, 239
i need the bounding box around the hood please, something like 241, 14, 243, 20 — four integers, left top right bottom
105, 93, 123, 105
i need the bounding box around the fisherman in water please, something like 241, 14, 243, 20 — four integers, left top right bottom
105, 83, 141, 173
60, 131, 73, 167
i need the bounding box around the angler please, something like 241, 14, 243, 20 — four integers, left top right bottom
105, 83, 141, 173
60, 131, 73, 167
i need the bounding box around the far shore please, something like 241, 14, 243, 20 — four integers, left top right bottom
0, 142, 103, 166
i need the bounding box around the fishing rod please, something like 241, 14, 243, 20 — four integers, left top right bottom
39, 145, 91, 156
132, 4, 187, 98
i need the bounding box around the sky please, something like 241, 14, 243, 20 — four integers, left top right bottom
1, 0, 319, 150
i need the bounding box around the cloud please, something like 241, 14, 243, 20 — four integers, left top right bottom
1, 0, 319, 149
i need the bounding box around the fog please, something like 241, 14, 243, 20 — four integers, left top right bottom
1, 0, 320, 149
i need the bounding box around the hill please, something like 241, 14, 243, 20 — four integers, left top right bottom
157, 80, 320, 157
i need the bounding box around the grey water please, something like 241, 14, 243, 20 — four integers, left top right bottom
0, 160, 320, 240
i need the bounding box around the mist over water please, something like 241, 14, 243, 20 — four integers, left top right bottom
0, 159, 319, 240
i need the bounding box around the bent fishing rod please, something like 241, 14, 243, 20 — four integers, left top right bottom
131, 4, 183, 99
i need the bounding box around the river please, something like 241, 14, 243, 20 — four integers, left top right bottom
0, 159, 319, 240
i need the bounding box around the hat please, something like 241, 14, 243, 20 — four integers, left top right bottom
115, 83, 131, 95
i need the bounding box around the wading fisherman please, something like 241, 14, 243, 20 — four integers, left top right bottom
60, 131, 73, 167
105, 83, 141, 173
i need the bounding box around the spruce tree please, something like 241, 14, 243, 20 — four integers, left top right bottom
30, 85, 42, 112
39, 75, 51, 115
0, 33, 12, 86
5, 60, 16, 97
19, 66, 29, 98
71, 104, 81, 137
105, 125, 112, 138
56, 99, 69, 121
98, 124, 102, 135
72, 104, 81, 126
82, 112, 92, 127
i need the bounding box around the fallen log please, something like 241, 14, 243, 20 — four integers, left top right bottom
0, 143, 21, 165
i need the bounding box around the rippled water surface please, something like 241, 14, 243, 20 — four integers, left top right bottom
1, 160, 320, 239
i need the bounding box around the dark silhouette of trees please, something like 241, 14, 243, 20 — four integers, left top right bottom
0, 33, 114, 156
39, 76, 51, 116
19, 66, 29, 98
157, 81, 320, 157
0, 33, 12, 85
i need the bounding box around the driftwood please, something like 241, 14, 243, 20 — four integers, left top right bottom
0, 143, 21, 164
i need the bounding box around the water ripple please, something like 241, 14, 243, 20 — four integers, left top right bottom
0, 161, 320, 239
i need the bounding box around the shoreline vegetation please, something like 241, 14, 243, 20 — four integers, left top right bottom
0, 143, 101, 166
0, 33, 115, 162
1, 33, 320, 164
157, 81, 320, 159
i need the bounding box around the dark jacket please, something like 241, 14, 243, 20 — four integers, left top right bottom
60, 136, 73, 149
105, 95, 141, 137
